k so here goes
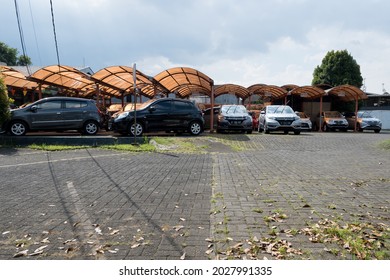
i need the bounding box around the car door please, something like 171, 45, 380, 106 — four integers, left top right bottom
29, 100, 63, 129
145, 100, 172, 131
170, 100, 193, 129
61, 100, 88, 129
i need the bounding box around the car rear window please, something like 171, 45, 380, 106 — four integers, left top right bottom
65, 101, 88, 108
174, 101, 193, 112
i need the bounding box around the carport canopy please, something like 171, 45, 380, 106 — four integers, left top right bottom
153, 67, 213, 98
28, 65, 95, 97
0, 66, 39, 90
248, 84, 287, 100
214, 84, 250, 99
91, 66, 169, 99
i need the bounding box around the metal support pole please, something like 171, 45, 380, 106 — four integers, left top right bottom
210, 81, 215, 133
133, 63, 137, 144
354, 93, 358, 132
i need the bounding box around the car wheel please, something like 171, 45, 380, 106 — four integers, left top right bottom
247, 130, 252, 134
374, 129, 380, 133
10, 121, 28, 136
283, 130, 289, 134
83, 121, 99, 135
129, 122, 143, 137
294, 130, 301, 135
189, 121, 202, 135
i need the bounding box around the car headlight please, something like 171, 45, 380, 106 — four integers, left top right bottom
218, 115, 225, 122
116, 112, 129, 120
343, 119, 348, 124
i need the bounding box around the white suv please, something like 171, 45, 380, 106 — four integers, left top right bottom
258, 105, 301, 135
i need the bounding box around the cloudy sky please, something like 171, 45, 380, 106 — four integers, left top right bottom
1, 0, 389, 93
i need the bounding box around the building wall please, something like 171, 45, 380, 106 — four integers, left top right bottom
364, 110, 390, 130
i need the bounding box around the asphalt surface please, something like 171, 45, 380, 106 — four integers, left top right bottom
0, 131, 389, 260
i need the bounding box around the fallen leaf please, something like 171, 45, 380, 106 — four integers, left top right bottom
109, 229, 120, 235
180, 218, 186, 222
180, 252, 186, 260
108, 250, 118, 254
2, 231, 10, 235
41, 238, 50, 244
13, 250, 28, 258
205, 238, 213, 242
205, 249, 213, 255
173, 225, 185, 231
131, 243, 140, 249
95, 227, 102, 235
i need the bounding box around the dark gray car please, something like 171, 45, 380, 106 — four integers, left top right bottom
4, 97, 102, 136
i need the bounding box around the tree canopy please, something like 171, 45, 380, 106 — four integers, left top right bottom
0, 41, 32, 66
312, 50, 363, 88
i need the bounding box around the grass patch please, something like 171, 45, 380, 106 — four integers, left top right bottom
28, 143, 89, 151
100, 143, 156, 152
301, 219, 390, 260
378, 139, 390, 150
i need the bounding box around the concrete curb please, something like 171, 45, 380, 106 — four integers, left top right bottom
0, 135, 145, 146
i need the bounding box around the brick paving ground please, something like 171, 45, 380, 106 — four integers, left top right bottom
0, 131, 389, 260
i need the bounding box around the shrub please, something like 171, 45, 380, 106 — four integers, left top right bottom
0, 76, 11, 128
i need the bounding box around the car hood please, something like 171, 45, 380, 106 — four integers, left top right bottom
222, 112, 250, 118
360, 117, 380, 122
267, 113, 298, 119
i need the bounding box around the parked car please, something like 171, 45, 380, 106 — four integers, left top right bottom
216, 105, 253, 134
344, 111, 382, 133
202, 106, 221, 130
315, 111, 348, 132
258, 105, 301, 135
295, 111, 312, 131
109, 98, 204, 136
3, 97, 102, 136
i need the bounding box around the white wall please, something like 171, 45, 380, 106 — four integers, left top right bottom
365, 110, 390, 130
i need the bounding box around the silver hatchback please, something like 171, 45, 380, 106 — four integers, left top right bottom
5, 97, 102, 136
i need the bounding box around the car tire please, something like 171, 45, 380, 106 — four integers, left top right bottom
189, 121, 202, 136
247, 130, 252, 134
9, 121, 28, 136
374, 129, 380, 133
129, 121, 144, 137
294, 130, 301, 135
83, 120, 99, 135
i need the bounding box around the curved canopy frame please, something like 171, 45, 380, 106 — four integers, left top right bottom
214, 84, 250, 99
0, 66, 39, 90
289, 85, 325, 99
326, 85, 367, 102
154, 67, 213, 98
248, 84, 287, 100
28, 65, 94, 96
91, 66, 168, 99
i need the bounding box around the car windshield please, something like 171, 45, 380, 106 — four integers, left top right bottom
222, 105, 247, 114
324, 111, 342, 118
267, 106, 293, 114
357, 111, 373, 118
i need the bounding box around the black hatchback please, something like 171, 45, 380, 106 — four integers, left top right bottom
109, 98, 204, 136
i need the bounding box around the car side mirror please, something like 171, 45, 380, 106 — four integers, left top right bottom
30, 105, 38, 112
149, 106, 156, 112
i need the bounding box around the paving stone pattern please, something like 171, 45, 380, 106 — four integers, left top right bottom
0, 132, 389, 260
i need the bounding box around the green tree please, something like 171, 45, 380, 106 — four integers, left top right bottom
17, 54, 32, 66
0, 41, 32, 66
312, 50, 363, 88
0, 76, 10, 128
